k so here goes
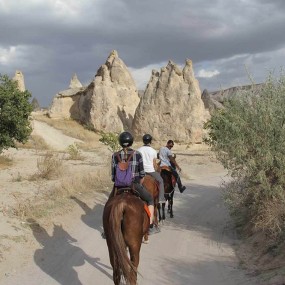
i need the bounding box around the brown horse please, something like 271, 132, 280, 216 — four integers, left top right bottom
160, 168, 176, 218
103, 192, 149, 285
142, 174, 160, 242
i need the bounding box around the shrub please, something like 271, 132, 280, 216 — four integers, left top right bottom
204, 72, 285, 238
30, 152, 63, 180
67, 143, 83, 160
99, 132, 120, 152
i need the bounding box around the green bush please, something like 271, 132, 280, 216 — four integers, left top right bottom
0, 74, 33, 153
99, 132, 120, 152
204, 73, 285, 238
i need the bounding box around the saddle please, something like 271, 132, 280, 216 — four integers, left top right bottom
113, 185, 136, 196
113, 185, 151, 219
160, 166, 176, 187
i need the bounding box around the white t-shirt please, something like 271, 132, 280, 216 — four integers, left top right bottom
159, 146, 172, 167
137, 145, 157, 173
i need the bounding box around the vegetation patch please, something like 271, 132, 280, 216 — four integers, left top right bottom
29, 151, 64, 180
204, 72, 285, 280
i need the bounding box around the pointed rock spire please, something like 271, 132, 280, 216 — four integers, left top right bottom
69, 73, 82, 89
12, 70, 25, 92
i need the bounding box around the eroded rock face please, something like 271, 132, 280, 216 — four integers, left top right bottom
86, 50, 140, 132
48, 51, 140, 131
202, 83, 264, 115
48, 86, 87, 119
12, 70, 25, 92
132, 60, 209, 143
69, 73, 83, 89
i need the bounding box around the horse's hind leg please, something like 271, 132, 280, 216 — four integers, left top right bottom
128, 244, 140, 285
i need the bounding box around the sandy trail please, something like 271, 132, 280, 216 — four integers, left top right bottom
31, 120, 83, 151
0, 121, 259, 285
1, 173, 257, 285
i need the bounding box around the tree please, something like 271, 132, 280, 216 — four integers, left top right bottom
204, 72, 285, 238
0, 74, 33, 152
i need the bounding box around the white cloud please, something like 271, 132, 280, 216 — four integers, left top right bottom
129, 62, 166, 90
197, 69, 220, 78
0, 46, 17, 65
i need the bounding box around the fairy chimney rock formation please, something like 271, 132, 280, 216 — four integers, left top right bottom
85, 50, 140, 132
12, 70, 25, 92
132, 59, 209, 143
48, 73, 86, 119
69, 73, 83, 89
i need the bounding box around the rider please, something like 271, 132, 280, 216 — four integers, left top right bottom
159, 140, 186, 193
137, 134, 166, 205
110, 131, 158, 235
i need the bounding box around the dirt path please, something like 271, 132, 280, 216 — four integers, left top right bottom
0, 122, 259, 285
31, 120, 83, 151
0, 166, 258, 284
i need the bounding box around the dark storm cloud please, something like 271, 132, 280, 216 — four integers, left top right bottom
0, 0, 285, 106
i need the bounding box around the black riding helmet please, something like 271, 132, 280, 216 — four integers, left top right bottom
118, 131, 134, 147
142, 134, 152, 145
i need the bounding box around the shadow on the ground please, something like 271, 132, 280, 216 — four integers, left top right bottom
160, 183, 238, 247
27, 219, 112, 285
70, 195, 106, 233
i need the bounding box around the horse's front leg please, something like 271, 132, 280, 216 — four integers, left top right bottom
157, 203, 162, 222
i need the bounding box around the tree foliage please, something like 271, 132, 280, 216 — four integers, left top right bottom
0, 74, 33, 152
99, 132, 120, 152
204, 73, 285, 237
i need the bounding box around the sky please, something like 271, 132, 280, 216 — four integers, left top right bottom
0, 0, 285, 107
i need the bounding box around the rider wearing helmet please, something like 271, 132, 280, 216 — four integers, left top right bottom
110, 131, 155, 232
137, 134, 166, 205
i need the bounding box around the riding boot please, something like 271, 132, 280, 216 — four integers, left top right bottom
176, 176, 186, 193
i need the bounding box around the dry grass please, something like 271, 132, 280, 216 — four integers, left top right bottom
0, 154, 13, 169
253, 198, 285, 239
15, 134, 50, 151
10, 167, 111, 220
29, 151, 64, 180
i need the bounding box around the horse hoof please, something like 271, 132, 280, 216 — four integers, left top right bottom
142, 239, 149, 244
170, 215, 174, 218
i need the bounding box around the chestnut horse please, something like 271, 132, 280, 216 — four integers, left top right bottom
159, 168, 176, 218
142, 174, 160, 243
103, 192, 149, 285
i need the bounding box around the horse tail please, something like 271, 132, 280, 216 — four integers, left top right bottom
109, 199, 137, 284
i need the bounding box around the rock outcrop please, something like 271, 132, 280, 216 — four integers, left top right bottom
132, 59, 209, 143
83, 50, 140, 132
48, 72, 87, 119
48, 50, 140, 132
69, 73, 82, 89
48, 87, 87, 119
12, 70, 25, 92
202, 83, 264, 114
